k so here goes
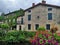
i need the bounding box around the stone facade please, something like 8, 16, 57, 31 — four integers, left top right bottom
17, 1, 60, 32
17, 16, 24, 31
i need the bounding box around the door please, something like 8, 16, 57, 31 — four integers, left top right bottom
19, 26, 21, 30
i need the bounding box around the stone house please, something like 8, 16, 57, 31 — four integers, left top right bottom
17, 0, 60, 32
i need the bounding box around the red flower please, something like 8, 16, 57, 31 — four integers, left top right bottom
57, 33, 60, 36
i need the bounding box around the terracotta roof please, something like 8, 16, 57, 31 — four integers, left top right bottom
24, 3, 60, 11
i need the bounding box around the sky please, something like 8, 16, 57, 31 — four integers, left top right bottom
0, 0, 60, 14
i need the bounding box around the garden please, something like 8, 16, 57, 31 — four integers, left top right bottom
0, 26, 60, 45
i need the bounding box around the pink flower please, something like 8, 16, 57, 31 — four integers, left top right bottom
43, 40, 46, 43
54, 42, 58, 45
32, 39, 36, 45
48, 40, 51, 43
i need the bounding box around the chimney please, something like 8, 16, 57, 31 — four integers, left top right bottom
42, 0, 46, 4
32, 3, 35, 6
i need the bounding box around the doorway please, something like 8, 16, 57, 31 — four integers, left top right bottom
19, 26, 21, 30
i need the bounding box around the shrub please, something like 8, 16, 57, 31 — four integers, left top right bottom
54, 33, 60, 43
0, 30, 5, 41
5, 30, 20, 42
50, 26, 58, 33
0, 23, 10, 32
24, 31, 36, 38
30, 31, 59, 45
4, 30, 36, 42
37, 27, 46, 31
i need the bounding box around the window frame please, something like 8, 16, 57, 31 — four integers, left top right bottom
48, 13, 52, 20
46, 24, 50, 30
28, 9, 31, 13
37, 16, 40, 19
48, 7, 52, 11
35, 24, 39, 30
28, 24, 31, 30
21, 18, 23, 24
28, 14, 31, 21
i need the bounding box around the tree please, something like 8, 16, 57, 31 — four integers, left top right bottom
0, 30, 6, 41
0, 16, 4, 21
4, 8, 24, 30
0, 23, 10, 31
0, 12, 5, 21
15, 8, 24, 18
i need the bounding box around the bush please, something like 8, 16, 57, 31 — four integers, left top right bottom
0, 23, 10, 32
30, 31, 59, 45
4, 30, 36, 43
50, 26, 58, 33
54, 33, 60, 43
24, 31, 36, 38
0, 30, 5, 41
37, 27, 46, 31
3, 30, 32, 45
5, 30, 21, 42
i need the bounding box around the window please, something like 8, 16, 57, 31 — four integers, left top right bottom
37, 16, 40, 19
35, 24, 39, 30
28, 15, 31, 21
28, 24, 31, 30
48, 8, 52, 11
19, 26, 21, 30
48, 13, 52, 20
28, 9, 31, 12
21, 18, 23, 24
46, 24, 50, 30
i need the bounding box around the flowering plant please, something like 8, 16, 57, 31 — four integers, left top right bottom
30, 30, 58, 45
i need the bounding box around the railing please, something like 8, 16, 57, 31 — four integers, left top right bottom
17, 21, 24, 24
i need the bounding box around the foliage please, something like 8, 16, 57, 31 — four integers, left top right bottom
30, 30, 59, 45
17, 31, 26, 42
0, 16, 4, 21
5, 9, 24, 29
24, 31, 36, 38
50, 26, 58, 33
0, 9, 24, 30
4, 8, 24, 20
4, 30, 35, 43
54, 33, 60, 42
0, 12, 5, 21
8, 19, 16, 28
5, 30, 20, 42
37, 27, 46, 31
15, 8, 24, 17
0, 30, 6, 41
0, 29, 60, 45
0, 23, 10, 30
